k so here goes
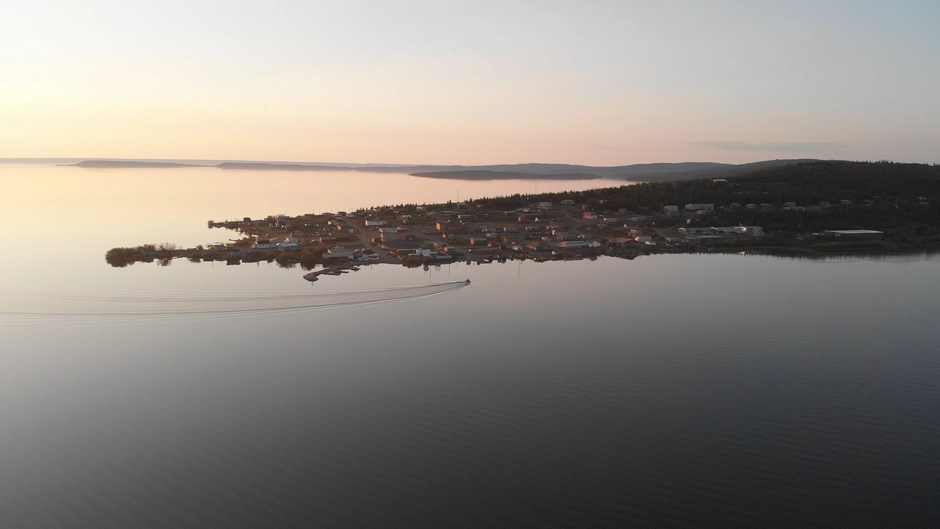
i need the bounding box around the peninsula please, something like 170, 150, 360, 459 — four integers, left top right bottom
106, 161, 940, 276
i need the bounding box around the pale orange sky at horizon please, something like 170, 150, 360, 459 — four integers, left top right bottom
3, 1, 938, 165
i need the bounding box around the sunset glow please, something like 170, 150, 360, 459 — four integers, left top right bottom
3, 1, 938, 164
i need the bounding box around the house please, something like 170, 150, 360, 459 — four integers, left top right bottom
558, 240, 587, 248
561, 199, 575, 205
253, 239, 277, 250
685, 203, 715, 212
385, 239, 423, 253
663, 205, 679, 216
324, 247, 353, 259
635, 235, 652, 243
365, 219, 387, 227
436, 221, 462, 232
537, 202, 553, 210
277, 241, 300, 251
607, 237, 636, 247
525, 242, 549, 252
470, 236, 489, 246
678, 227, 717, 236
379, 228, 400, 241
583, 212, 599, 220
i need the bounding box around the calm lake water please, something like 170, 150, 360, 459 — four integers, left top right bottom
2, 166, 939, 528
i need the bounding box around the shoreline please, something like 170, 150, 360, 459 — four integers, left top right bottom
104, 161, 940, 276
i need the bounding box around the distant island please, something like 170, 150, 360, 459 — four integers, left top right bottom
106, 161, 940, 276
69, 158, 819, 183
73, 160, 202, 169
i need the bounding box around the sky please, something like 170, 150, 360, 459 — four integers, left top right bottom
2, 0, 938, 165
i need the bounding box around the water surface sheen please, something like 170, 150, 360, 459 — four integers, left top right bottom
1, 166, 938, 527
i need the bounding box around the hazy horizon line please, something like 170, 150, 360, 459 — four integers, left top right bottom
0, 156, 854, 168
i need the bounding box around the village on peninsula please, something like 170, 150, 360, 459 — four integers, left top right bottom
105, 161, 940, 278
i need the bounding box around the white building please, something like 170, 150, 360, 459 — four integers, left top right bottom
253, 239, 277, 249
365, 219, 387, 226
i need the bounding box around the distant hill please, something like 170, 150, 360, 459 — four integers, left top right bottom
412, 160, 817, 182
63, 158, 818, 182
411, 170, 600, 180
72, 160, 201, 168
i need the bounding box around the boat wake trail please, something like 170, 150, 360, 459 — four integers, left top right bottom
0, 281, 469, 321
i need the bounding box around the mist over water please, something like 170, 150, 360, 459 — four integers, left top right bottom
2, 165, 939, 527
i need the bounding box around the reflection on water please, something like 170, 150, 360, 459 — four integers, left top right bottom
1, 166, 939, 527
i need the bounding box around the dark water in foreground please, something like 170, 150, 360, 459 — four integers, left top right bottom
2, 253, 939, 528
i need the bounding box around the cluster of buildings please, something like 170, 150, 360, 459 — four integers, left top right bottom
201, 192, 888, 269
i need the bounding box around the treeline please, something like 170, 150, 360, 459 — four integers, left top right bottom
105, 244, 352, 269
105, 243, 180, 267
524, 161, 940, 211
476, 161, 940, 243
